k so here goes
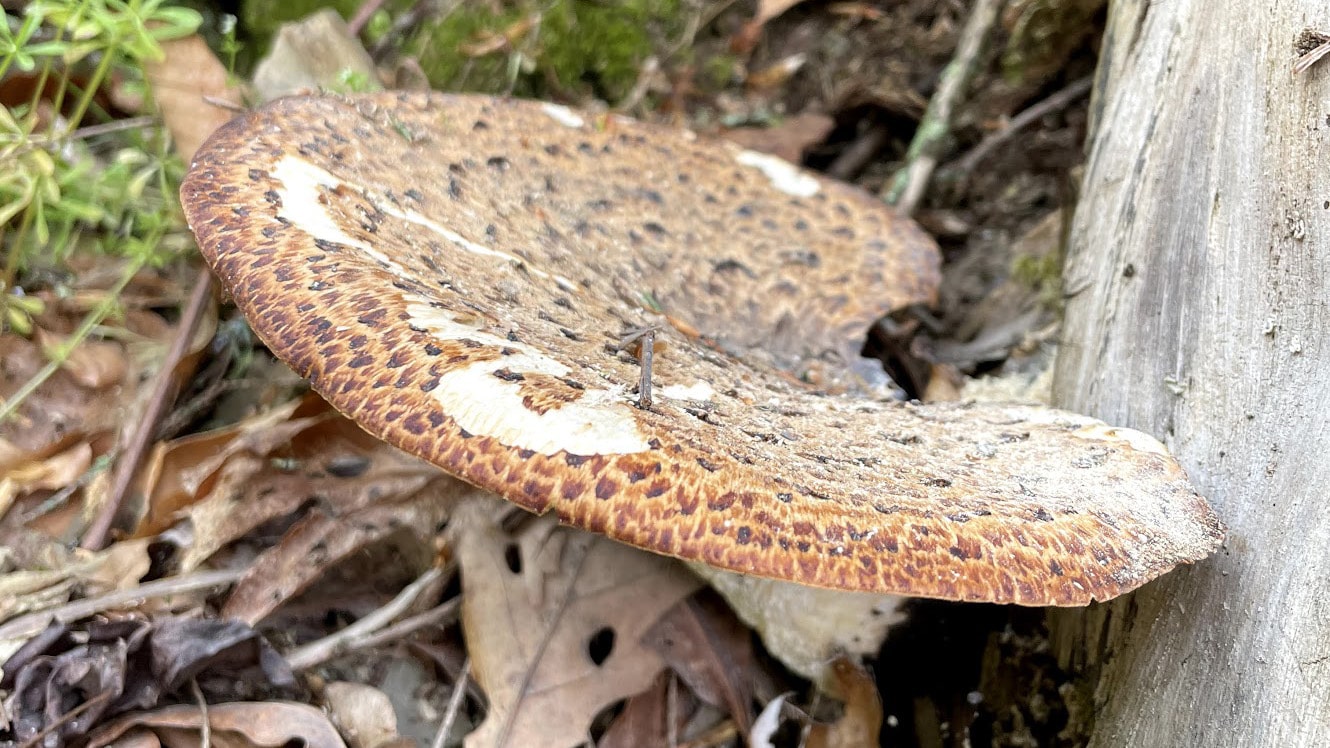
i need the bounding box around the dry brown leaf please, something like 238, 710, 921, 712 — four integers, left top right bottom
756, 0, 811, 25
133, 395, 309, 538
1, 327, 121, 466
454, 501, 702, 748
731, 0, 810, 54
135, 394, 443, 575
0, 537, 146, 662
0, 442, 91, 517
220, 482, 460, 625
721, 112, 834, 164
82, 537, 153, 594
745, 53, 809, 91
598, 671, 692, 748
85, 701, 346, 748
35, 329, 127, 390
643, 594, 756, 734
4, 617, 295, 744
0, 564, 82, 632
828, 2, 886, 21
323, 681, 402, 748
1, 262, 196, 533
805, 658, 883, 748
143, 35, 245, 164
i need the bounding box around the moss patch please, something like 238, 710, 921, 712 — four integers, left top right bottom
240, 0, 412, 66
243, 0, 357, 39
1011, 247, 1064, 309
406, 0, 686, 101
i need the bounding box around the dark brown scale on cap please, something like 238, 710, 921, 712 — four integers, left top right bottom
182, 92, 1224, 606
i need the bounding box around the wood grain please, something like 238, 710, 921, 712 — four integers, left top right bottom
1051, 0, 1330, 742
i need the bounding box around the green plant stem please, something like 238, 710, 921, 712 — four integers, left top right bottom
63, 48, 120, 136
0, 41, 15, 82
36, 17, 74, 125
0, 259, 140, 425
1, 194, 38, 305
881, 0, 1004, 213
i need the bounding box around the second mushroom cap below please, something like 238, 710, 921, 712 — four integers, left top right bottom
180, 91, 1224, 606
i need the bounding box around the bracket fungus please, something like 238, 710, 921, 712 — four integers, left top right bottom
181, 92, 1223, 606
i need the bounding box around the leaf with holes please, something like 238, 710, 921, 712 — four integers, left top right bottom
453, 500, 701, 748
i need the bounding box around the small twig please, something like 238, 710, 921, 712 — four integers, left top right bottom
619, 325, 660, 410
431, 657, 471, 748
948, 75, 1093, 177
637, 329, 655, 410
191, 678, 211, 748
0, 568, 244, 642
371, 0, 460, 60
17, 690, 113, 748
615, 55, 660, 113
20, 453, 113, 523
667, 672, 679, 748
83, 270, 213, 551
348, 0, 391, 36
827, 124, 890, 181
881, 0, 1005, 214
285, 565, 448, 671
67, 115, 158, 141
201, 95, 248, 114
666, 0, 739, 60
343, 596, 461, 654
1294, 41, 1330, 73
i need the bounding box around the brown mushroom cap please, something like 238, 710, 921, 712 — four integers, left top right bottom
181, 92, 1223, 606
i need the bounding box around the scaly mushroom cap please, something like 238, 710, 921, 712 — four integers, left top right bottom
182, 92, 1223, 605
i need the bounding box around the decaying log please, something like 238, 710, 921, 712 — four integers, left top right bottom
1051, 0, 1330, 744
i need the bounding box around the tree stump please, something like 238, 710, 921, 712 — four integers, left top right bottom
1050, 0, 1330, 743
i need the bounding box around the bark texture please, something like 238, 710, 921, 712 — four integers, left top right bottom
1050, 0, 1330, 744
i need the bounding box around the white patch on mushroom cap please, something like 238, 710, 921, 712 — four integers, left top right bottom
405, 300, 651, 456
541, 102, 585, 128
1074, 423, 1171, 457
734, 149, 820, 197
271, 156, 410, 276
271, 155, 568, 286
660, 381, 715, 401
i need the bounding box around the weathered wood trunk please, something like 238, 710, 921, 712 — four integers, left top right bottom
1050, 0, 1330, 743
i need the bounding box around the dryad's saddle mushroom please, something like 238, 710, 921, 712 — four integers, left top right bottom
181, 92, 1223, 606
